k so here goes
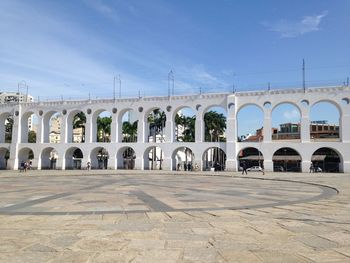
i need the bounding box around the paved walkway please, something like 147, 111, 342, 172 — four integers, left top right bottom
0, 170, 349, 262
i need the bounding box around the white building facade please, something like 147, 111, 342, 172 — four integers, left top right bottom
0, 86, 349, 172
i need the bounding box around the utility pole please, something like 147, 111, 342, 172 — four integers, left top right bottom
118, 75, 121, 98
347, 77, 349, 87
168, 70, 174, 98
268, 82, 271, 91
302, 59, 306, 92
113, 76, 116, 101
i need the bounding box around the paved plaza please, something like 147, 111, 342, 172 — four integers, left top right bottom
0, 170, 349, 262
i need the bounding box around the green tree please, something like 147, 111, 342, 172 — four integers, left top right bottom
28, 130, 36, 143
122, 121, 138, 142
73, 112, 86, 142
204, 111, 226, 142
5, 116, 13, 143
97, 116, 112, 142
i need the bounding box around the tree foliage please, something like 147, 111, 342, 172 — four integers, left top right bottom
204, 111, 226, 142
97, 116, 112, 142
73, 112, 86, 142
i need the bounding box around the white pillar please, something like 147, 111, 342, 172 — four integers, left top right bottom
264, 160, 273, 172
301, 109, 310, 142
302, 160, 311, 173
61, 114, 68, 143
36, 116, 44, 143
263, 110, 271, 142
138, 113, 146, 143
195, 111, 204, 142
111, 118, 118, 143
341, 114, 350, 142
164, 112, 173, 142
85, 114, 93, 143
8, 107, 21, 170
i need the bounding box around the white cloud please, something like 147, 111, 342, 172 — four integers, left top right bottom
283, 109, 300, 120
263, 11, 328, 38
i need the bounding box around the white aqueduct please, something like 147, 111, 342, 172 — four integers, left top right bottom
0, 86, 349, 172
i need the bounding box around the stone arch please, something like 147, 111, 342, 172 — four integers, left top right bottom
173, 106, 196, 142
143, 146, 164, 170
272, 147, 301, 172
202, 147, 226, 171
0, 112, 13, 143
0, 147, 10, 169
40, 147, 58, 169
43, 111, 61, 143
18, 147, 34, 169
310, 101, 341, 141
67, 110, 86, 143
90, 147, 109, 169
236, 104, 264, 142
65, 147, 83, 169
271, 103, 301, 141
116, 146, 136, 169
311, 147, 342, 173
237, 147, 264, 170
119, 108, 138, 143
21, 111, 38, 143
203, 106, 227, 142
92, 109, 112, 142
171, 147, 195, 171
145, 108, 166, 143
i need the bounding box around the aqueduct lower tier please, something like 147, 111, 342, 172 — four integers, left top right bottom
1, 86, 350, 172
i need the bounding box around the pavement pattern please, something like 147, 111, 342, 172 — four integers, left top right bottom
0, 170, 349, 262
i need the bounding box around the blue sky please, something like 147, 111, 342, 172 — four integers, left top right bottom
0, 1, 348, 134
0, 0, 349, 100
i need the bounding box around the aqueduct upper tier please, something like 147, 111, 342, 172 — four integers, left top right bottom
0, 85, 349, 172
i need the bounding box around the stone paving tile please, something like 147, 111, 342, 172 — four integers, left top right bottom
0, 171, 349, 262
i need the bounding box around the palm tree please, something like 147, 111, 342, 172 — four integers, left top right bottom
147, 109, 166, 169
73, 112, 86, 142
204, 111, 226, 142
97, 116, 112, 142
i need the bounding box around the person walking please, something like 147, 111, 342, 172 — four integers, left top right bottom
310, 163, 314, 173
242, 162, 247, 175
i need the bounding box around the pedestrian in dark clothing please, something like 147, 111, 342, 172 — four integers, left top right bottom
310, 163, 314, 173
242, 162, 247, 175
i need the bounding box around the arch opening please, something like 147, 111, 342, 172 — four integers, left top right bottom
272, 103, 301, 141
44, 111, 61, 143
144, 146, 164, 170
237, 105, 263, 142
310, 102, 340, 141
117, 147, 136, 169
146, 109, 166, 143
174, 107, 195, 142
0, 147, 10, 169
172, 147, 195, 171
204, 106, 226, 142
65, 147, 83, 169
18, 147, 34, 169
21, 112, 38, 143
69, 111, 86, 143
238, 147, 264, 171
311, 147, 341, 173
0, 113, 13, 143
41, 147, 58, 169
273, 147, 301, 172
120, 110, 138, 142
95, 111, 112, 142
90, 147, 109, 169
203, 147, 226, 171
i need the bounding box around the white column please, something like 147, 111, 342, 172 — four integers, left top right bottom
301, 109, 310, 142
85, 114, 93, 143
61, 115, 68, 143
164, 112, 173, 142
302, 160, 311, 173
264, 160, 273, 172
341, 114, 350, 142
36, 116, 44, 143
111, 118, 118, 143
137, 113, 146, 143
225, 115, 237, 171
8, 107, 21, 170
263, 110, 271, 142
195, 111, 204, 142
